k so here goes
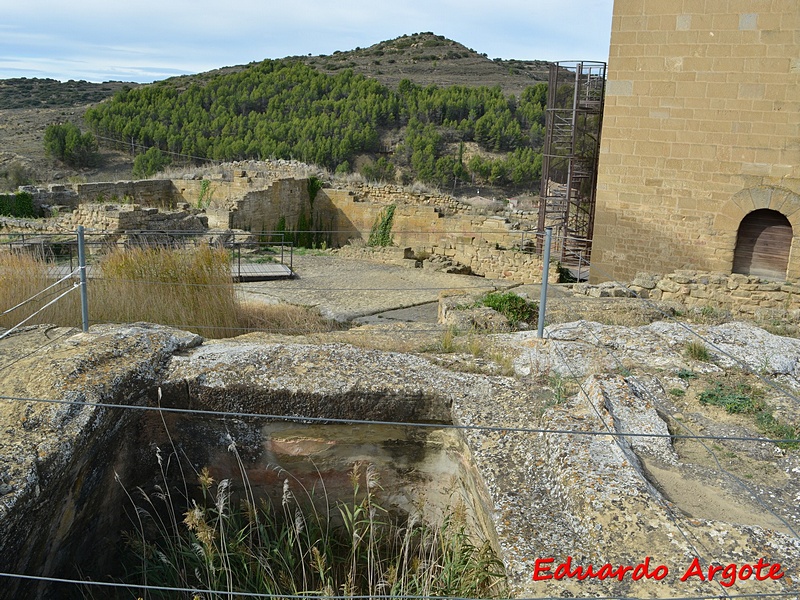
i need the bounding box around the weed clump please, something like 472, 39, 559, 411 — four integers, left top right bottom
480, 292, 537, 327
698, 380, 799, 449
684, 340, 712, 362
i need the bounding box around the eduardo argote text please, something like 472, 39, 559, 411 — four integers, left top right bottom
532, 556, 785, 588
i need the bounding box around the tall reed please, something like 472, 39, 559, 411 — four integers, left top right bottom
0, 247, 335, 338
0, 251, 80, 330
96, 245, 240, 337
122, 457, 508, 599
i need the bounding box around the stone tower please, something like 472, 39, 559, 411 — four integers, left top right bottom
590, 0, 800, 283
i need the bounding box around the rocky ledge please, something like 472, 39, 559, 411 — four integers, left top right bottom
0, 320, 797, 598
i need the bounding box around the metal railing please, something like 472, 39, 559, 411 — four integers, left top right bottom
1, 229, 296, 282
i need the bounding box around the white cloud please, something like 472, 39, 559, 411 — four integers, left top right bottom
0, 0, 613, 82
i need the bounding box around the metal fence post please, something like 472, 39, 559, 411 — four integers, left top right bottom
537, 227, 552, 339
77, 226, 89, 332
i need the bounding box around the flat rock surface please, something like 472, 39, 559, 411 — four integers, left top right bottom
1, 316, 799, 598
238, 254, 515, 321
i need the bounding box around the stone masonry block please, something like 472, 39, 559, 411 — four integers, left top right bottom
749, 186, 774, 210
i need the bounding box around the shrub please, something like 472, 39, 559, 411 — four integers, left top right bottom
367, 204, 396, 247
43, 123, 99, 168
0, 161, 33, 189
481, 291, 537, 326
360, 157, 395, 183
307, 175, 323, 202
0, 191, 36, 218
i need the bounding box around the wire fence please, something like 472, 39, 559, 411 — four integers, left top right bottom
0, 228, 296, 281
0, 226, 798, 598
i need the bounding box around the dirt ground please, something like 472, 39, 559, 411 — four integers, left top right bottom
0, 106, 135, 189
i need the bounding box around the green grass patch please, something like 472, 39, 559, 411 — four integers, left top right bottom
755, 412, 800, 450
698, 382, 763, 414
698, 380, 798, 449
480, 292, 537, 327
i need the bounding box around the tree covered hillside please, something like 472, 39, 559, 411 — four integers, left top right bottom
85, 59, 547, 188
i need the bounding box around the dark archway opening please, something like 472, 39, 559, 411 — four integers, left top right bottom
732, 209, 792, 280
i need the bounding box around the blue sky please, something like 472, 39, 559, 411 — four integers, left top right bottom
0, 0, 614, 83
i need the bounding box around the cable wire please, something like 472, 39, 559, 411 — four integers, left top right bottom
0, 571, 796, 600
0, 267, 79, 316
573, 317, 800, 540
546, 335, 731, 599
0, 284, 79, 341
0, 393, 797, 445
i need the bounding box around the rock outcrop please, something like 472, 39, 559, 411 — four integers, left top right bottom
0, 320, 798, 599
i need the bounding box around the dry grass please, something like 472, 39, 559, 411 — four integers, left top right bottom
97, 245, 240, 336
0, 251, 81, 330
238, 301, 342, 335
0, 248, 337, 339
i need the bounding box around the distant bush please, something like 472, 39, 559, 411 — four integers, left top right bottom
43, 123, 99, 168
360, 157, 395, 183
0, 191, 36, 218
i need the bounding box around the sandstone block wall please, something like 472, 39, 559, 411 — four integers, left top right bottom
75, 180, 178, 207
345, 182, 474, 215
575, 269, 800, 317
318, 189, 547, 283
631, 270, 800, 316
58, 203, 208, 233
591, 1, 800, 283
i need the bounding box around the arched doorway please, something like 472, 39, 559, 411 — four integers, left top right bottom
732, 209, 792, 280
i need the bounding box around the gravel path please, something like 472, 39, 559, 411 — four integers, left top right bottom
237, 254, 518, 321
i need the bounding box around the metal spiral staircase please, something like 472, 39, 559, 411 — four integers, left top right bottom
537, 61, 606, 274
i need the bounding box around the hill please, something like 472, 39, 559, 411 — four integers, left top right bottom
170, 32, 551, 97
0, 32, 552, 193
0, 78, 134, 110
299, 32, 551, 95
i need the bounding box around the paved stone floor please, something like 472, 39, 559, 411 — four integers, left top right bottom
238, 254, 521, 321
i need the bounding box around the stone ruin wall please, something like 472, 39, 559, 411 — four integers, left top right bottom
575, 270, 800, 319
58, 203, 208, 233
316, 189, 546, 283
4, 174, 548, 284
0, 202, 207, 236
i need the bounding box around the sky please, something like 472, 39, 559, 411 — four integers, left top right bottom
0, 0, 614, 83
